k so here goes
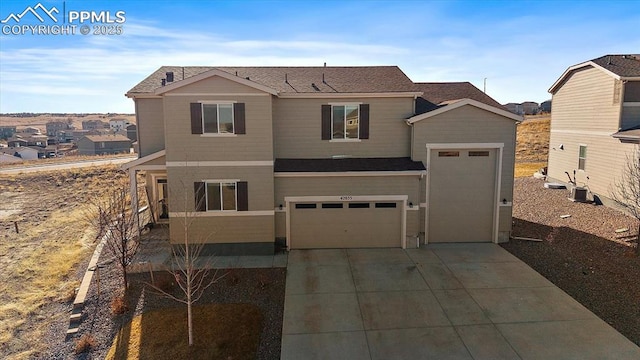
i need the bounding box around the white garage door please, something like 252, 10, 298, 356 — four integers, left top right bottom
428, 148, 497, 242
290, 200, 402, 249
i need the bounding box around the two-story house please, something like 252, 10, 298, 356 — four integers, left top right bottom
123, 66, 521, 255
547, 55, 640, 205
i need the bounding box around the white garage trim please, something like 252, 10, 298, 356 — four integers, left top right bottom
274, 171, 426, 178
285, 195, 408, 250
425, 143, 504, 244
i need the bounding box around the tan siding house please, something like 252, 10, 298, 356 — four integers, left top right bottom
547, 55, 640, 204
124, 66, 520, 255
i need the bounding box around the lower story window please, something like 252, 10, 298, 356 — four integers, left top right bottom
578, 145, 587, 170
206, 182, 236, 211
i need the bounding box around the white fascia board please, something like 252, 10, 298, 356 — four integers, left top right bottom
125, 93, 163, 99
274, 171, 426, 178
407, 98, 522, 124
121, 150, 166, 170
277, 92, 423, 99
154, 69, 278, 96
548, 60, 624, 94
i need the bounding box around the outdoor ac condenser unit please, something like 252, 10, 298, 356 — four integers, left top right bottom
569, 187, 588, 202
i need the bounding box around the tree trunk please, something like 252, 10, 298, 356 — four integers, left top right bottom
123, 266, 128, 291
188, 297, 193, 346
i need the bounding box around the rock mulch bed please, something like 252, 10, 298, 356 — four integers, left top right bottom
40, 257, 286, 360
502, 177, 640, 346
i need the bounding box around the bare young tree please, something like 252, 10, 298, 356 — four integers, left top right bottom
145, 180, 224, 346
610, 146, 640, 255
86, 180, 140, 291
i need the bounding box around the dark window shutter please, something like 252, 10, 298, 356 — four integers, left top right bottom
321, 105, 331, 140
237, 181, 248, 211
194, 182, 206, 212
359, 104, 369, 139
190, 103, 203, 134
234, 103, 246, 134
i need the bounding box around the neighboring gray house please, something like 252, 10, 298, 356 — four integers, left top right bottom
504, 103, 524, 115
0, 126, 16, 139
547, 54, 640, 205
123, 66, 521, 254
540, 100, 552, 113
82, 119, 109, 130
77, 134, 132, 155
521, 101, 539, 115
45, 121, 73, 136
126, 124, 137, 142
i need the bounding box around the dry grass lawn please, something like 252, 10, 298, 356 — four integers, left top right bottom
105, 304, 263, 360
514, 115, 550, 177
0, 166, 127, 359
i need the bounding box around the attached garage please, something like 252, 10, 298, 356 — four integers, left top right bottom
288, 197, 405, 249
427, 146, 499, 242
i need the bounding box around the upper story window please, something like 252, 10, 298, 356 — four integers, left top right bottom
332, 105, 359, 139
321, 104, 369, 140
203, 104, 234, 134
190, 102, 246, 135
578, 145, 587, 170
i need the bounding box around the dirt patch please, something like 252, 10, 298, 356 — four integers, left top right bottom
0, 166, 128, 359
502, 177, 640, 346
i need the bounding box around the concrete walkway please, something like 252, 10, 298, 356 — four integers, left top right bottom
281, 244, 640, 360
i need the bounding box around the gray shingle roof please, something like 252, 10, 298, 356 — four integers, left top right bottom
274, 157, 426, 172
83, 134, 132, 142
127, 66, 418, 95
413, 82, 505, 114
591, 55, 640, 77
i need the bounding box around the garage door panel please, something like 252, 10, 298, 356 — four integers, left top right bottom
290, 201, 402, 249
428, 149, 496, 243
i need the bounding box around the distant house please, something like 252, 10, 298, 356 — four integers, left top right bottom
45, 121, 73, 136
77, 134, 132, 155
109, 119, 132, 132
547, 54, 640, 206
7, 137, 27, 147
82, 119, 109, 130
21, 126, 41, 135
0, 126, 16, 139
504, 103, 524, 115
540, 100, 552, 113
521, 101, 539, 115
14, 146, 41, 160
126, 124, 137, 142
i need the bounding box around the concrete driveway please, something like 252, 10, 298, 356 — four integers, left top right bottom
281, 244, 640, 360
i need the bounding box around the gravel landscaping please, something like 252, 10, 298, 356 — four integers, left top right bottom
502, 177, 640, 346
39, 255, 285, 360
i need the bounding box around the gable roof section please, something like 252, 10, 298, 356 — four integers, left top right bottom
414, 82, 505, 114
82, 134, 132, 142
612, 126, 640, 143
549, 54, 640, 94
274, 157, 426, 172
407, 98, 522, 124
127, 66, 420, 97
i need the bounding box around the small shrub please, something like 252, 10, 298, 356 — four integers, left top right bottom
75, 333, 96, 354
152, 273, 175, 293
110, 294, 129, 315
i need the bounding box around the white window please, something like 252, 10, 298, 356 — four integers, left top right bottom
332, 105, 359, 139
202, 103, 234, 134
578, 145, 587, 170
206, 181, 237, 211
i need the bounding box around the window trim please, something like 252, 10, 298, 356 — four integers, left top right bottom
331, 104, 360, 140
204, 180, 238, 212
578, 144, 587, 171
201, 102, 235, 135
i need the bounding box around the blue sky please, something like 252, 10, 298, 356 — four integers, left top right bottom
0, 0, 639, 113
